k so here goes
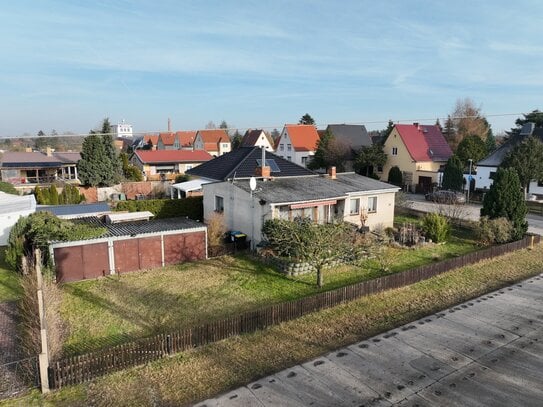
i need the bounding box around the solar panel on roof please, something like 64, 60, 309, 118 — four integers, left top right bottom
256, 159, 281, 172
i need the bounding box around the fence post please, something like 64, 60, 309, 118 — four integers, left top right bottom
35, 249, 50, 393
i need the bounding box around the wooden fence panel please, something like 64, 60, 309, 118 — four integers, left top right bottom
48, 236, 535, 389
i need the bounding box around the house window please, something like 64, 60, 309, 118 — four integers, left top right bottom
489, 171, 496, 180
215, 195, 224, 212
538, 180, 543, 187
280, 144, 284, 151
349, 198, 360, 215
377, 165, 383, 172
222, 143, 229, 148
287, 156, 292, 161
392, 147, 398, 156
368, 196, 377, 213
287, 144, 292, 151
186, 164, 193, 170
301, 156, 307, 166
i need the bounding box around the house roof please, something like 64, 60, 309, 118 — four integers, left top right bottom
176, 131, 197, 147
0, 191, 36, 214
134, 150, 212, 164
326, 124, 372, 150
477, 124, 543, 167
144, 134, 159, 146
53, 152, 81, 164
186, 147, 315, 181
233, 172, 399, 204
171, 179, 212, 193
0, 152, 73, 168
394, 124, 452, 162
284, 124, 320, 152
197, 129, 229, 143
241, 129, 273, 148
37, 202, 111, 218
158, 132, 176, 146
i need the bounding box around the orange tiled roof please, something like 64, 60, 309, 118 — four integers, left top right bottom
197, 129, 229, 143
144, 134, 159, 146
134, 150, 212, 163
284, 124, 320, 152
158, 132, 175, 146
176, 131, 197, 147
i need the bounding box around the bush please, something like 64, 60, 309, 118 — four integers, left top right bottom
0, 181, 18, 195
421, 213, 450, 243
387, 166, 403, 186
6, 212, 106, 272
115, 196, 203, 220
175, 174, 191, 183
477, 217, 514, 245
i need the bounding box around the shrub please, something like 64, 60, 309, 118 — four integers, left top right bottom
59, 184, 85, 205
115, 196, 203, 220
477, 216, 514, 245
421, 213, 450, 243
175, 174, 191, 183
6, 212, 106, 272
0, 181, 18, 195
387, 166, 403, 186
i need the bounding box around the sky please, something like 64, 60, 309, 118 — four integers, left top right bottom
1, 0, 543, 137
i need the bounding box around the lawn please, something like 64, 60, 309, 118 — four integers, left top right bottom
0, 248, 21, 302
59, 223, 478, 355
6, 243, 542, 407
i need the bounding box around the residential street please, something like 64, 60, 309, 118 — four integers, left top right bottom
195, 274, 543, 407
404, 193, 543, 236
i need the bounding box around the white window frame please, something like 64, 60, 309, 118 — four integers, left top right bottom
349, 198, 360, 215
287, 144, 292, 151
368, 196, 377, 213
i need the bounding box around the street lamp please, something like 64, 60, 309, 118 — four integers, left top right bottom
467, 159, 473, 204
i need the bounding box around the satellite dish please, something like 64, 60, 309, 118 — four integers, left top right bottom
249, 176, 257, 191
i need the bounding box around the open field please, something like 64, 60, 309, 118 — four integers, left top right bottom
60, 225, 478, 355
4, 242, 541, 407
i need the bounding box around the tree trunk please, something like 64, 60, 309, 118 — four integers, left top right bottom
317, 267, 323, 288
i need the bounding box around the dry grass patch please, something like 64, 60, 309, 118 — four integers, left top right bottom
28, 243, 542, 407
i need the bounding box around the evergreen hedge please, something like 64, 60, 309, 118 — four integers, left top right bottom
115, 197, 203, 220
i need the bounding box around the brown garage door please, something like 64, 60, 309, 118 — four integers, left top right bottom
54, 242, 109, 283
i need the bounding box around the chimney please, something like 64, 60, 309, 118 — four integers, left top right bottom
328, 166, 336, 180
46, 146, 53, 157
167, 118, 171, 132
255, 146, 271, 178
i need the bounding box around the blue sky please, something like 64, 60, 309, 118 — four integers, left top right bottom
1, 0, 542, 137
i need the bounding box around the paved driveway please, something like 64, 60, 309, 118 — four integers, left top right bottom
405, 193, 543, 236
195, 274, 543, 406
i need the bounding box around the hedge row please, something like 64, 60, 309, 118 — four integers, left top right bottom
114, 197, 203, 220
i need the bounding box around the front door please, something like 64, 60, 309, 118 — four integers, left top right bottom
418, 176, 433, 194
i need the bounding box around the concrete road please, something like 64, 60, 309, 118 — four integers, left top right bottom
194, 274, 543, 406
404, 193, 543, 236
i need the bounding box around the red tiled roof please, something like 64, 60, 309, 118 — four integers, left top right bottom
134, 150, 213, 164
158, 132, 175, 146
395, 124, 452, 162
197, 129, 229, 143
284, 124, 320, 152
176, 131, 197, 147
144, 134, 159, 145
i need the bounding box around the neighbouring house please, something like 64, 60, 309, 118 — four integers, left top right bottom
0, 192, 36, 245
0, 150, 80, 190
241, 129, 275, 151
50, 215, 207, 282
193, 129, 231, 157
157, 132, 179, 150
274, 124, 320, 167
131, 150, 212, 180
176, 131, 197, 150
476, 123, 543, 196
202, 166, 400, 247
111, 120, 133, 138
185, 146, 315, 181
326, 124, 373, 171
381, 123, 452, 193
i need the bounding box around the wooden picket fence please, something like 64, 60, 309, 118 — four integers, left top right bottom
48, 235, 540, 389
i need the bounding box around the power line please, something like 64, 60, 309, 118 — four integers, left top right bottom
0, 111, 532, 140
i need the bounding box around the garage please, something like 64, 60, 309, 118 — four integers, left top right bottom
51, 217, 207, 283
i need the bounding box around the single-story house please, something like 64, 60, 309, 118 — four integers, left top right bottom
202, 167, 400, 247
0, 150, 80, 189
0, 192, 36, 245
131, 150, 212, 178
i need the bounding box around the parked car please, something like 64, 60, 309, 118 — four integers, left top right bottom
425, 190, 466, 204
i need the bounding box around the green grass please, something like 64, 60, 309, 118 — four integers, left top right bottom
0, 248, 21, 302
6, 243, 542, 407
59, 227, 478, 355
